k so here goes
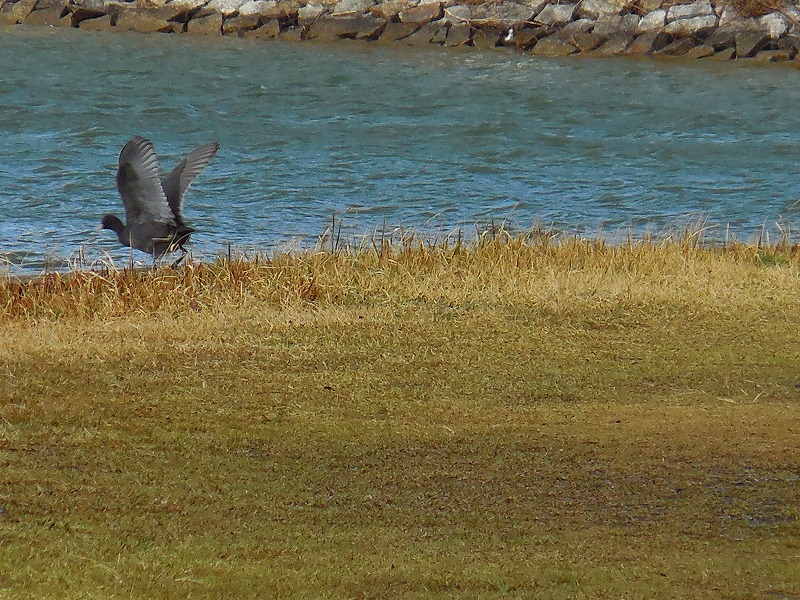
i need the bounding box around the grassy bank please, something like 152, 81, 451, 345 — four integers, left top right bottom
1, 235, 799, 599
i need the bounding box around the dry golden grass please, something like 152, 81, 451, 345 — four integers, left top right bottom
1, 234, 799, 598
726, 0, 788, 18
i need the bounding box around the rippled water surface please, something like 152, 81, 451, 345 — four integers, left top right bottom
2, 26, 800, 271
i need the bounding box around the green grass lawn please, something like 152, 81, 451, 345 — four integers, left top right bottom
1, 237, 799, 598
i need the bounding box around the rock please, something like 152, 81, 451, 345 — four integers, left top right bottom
431, 21, 447, 43
402, 17, 445, 44
222, 12, 260, 33
205, 0, 245, 15
116, 8, 175, 31
683, 43, 714, 57
298, 2, 326, 24
509, 25, 547, 49
238, 1, 272, 16
332, 0, 371, 14
717, 6, 740, 27
620, 13, 640, 33
72, 0, 107, 9
187, 11, 221, 32
587, 32, 631, 55
166, 0, 212, 13
64, 3, 106, 25
654, 36, 696, 55
535, 3, 576, 26
624, 29, 671, 54
399, 2, 441, 24
278, 24, 302, 39
663, 14, 716, 36
79, 14, 114, 29
637, 9, 665, 33
558, 17, 593, 37
243, 18, 280, 36
0, 0, 37, 24
748, 48, 792, 62
444, 21, 470, 45
572, 30, 605, 51
735, 30, 770, 57
592, 14, 621, 37
759, 12, 788, 38
376, 19, 417, 41
443, 4, 469, 24
239, 1, 298, 20
470, 25, 502, 48
306, 13, 384, 39
531, 32, 577, 55
666, 0, 712, 22
368, 0, 404, 20
469, 2, 535, 27
704, 25, 738, 49
776, 33, 800, 53
24, 6, 72, 26
710, 46, 736, 59
576, 0, 626, 20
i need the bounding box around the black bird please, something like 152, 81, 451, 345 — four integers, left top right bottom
101, 136, 219, 265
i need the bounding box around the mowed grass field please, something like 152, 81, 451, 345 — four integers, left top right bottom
1, 234, 799, 599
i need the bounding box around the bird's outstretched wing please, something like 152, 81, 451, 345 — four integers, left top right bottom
161, 141, 220, 222
116, 136, 175, 227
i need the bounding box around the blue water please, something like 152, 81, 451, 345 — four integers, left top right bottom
1, 25, 800, 272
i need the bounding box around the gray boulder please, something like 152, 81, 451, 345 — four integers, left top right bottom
444, 21, 471, 45
531, 32, 578, 55
470, 2, 536, 27
0, 0, 37, 23
588, 32, 631, 55
735, 30, 770, 57
443, 4, 469, 24
575, 0, 626, 20
637, 9, 665, 33
684, 44, 715, 58
332, 0, 372, 14
298, 1, 326, 23
559, 17, 593, 37
187, 11, 222, 32
654, 37, 696, 55
663, 14, 717, 36
206, 0, 245, 15
399, 2, 442, 24
535, 3, 576, 26
369, 0, 406, 20
306, 13, 384, 38
592, 13, 639, 36
666, 0, 713, 22
116, 8, 176, 31
244, 18, 280, 37
238, 0, 274, 16
704, 25, 738, 49
625, 29, 671, 54
402, 17, 446, 44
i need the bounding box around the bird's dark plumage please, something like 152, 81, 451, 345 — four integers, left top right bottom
102, 136, 219, 260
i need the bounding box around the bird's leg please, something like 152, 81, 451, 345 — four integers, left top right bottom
170, 248, 187, 269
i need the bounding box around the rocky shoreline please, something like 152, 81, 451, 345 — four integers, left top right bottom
2, 0, 800, 62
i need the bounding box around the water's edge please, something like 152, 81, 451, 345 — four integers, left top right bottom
3, 0, 800, 64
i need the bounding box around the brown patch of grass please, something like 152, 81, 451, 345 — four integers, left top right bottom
726, 0, 787, 17
1, 235, 799, 598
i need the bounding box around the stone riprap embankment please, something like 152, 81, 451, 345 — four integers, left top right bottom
2, 0, 800, 62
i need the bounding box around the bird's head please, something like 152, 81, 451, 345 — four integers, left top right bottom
101, 214, 124, 234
